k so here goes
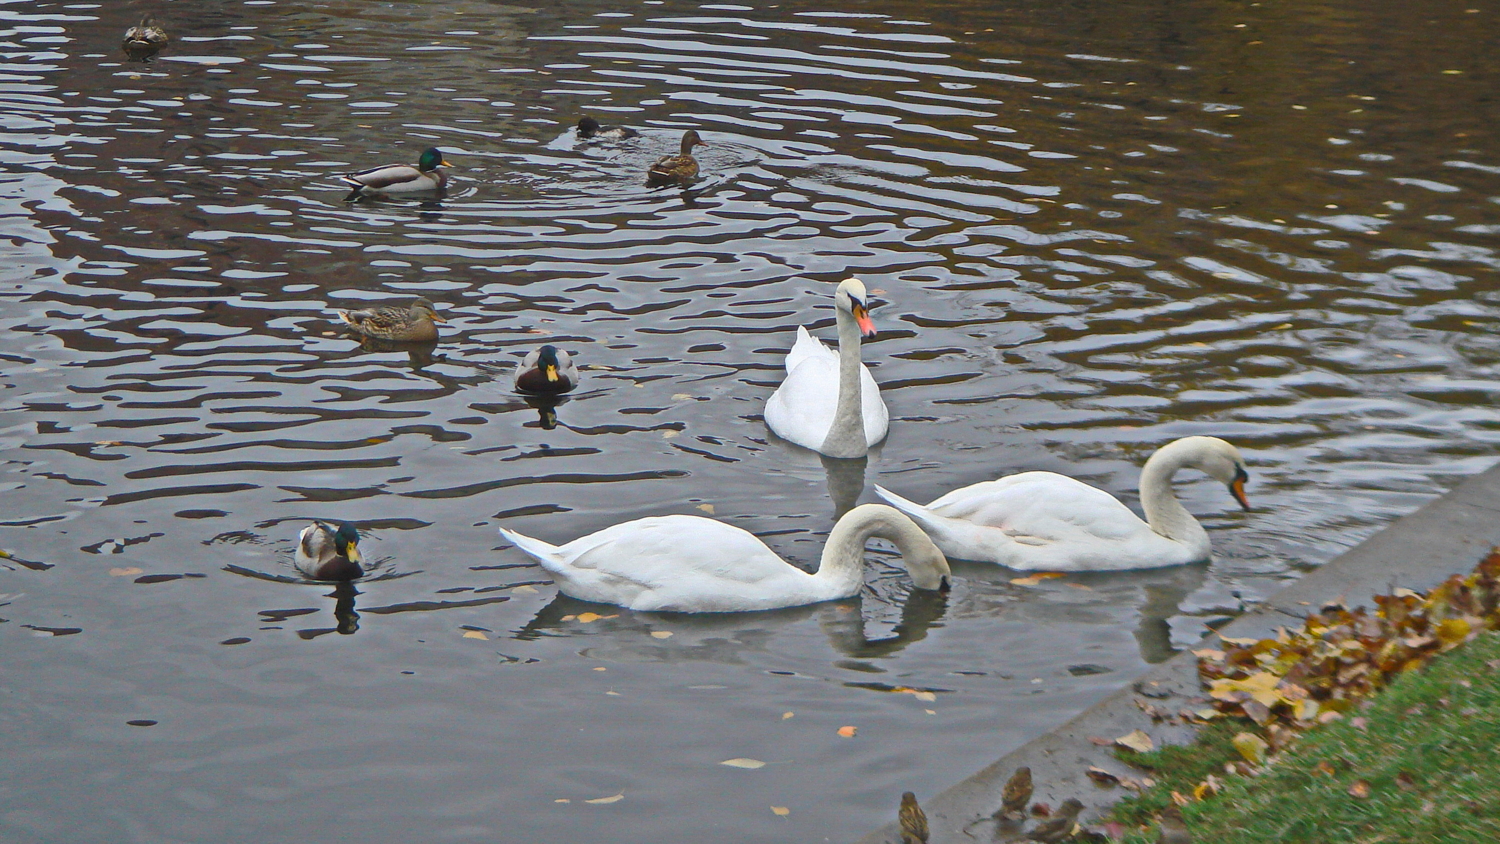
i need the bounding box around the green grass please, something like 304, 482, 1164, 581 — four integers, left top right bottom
1113, 631, 1500, 844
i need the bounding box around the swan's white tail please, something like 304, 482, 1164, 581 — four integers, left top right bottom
498, 527, 564, 569
872, 484, 930, 521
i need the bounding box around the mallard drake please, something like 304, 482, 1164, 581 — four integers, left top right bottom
577, 116, 638, 141
340, 147, 452, 198
337, 297, 447, 342
294, 521, 363, 581
645, 129, 704, 188
122, 14, 169, 60
514, 345, 579, 395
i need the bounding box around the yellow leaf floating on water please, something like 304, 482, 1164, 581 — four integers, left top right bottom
554, 798, 570, 803
771, 806, 790, 817
513, 584, 538, 594
913, 691, 936, 702
782, 712, 794, 720
837, 725, 857, 738
109, 567, 144, 577
721, 758, 766, 769
577, 612, 604, 623
1232, 731, 1268, 766
1010, 572, 1065, 587
462, 630, 488, 640
697, 503, 715, 514
650, 631, 673, 639
1114, 729, 1154, 753
584, 794, 623, 804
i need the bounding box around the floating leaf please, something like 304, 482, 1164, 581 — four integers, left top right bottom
109, 567, 144, 577
771, 806, 789, 817
782, 712, 794, 720
721, 758, 766, 769
462, 630, 488, 640
584, 794, 623, 804
650, 631, 673, 639
577, 612, 604, 623
837, 725, 857, 738
513, 584, 538, 594
913, 691, 936, 702
1231, 732, 1268, 766
696, 503, 715, 514
554, 798, 570, 803
1114, 730, 1154, 753
1010, 572, 1065, 586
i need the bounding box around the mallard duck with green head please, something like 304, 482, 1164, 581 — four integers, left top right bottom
338, 297, 447, 342
340, 148, 452, 199
295, 521, 364, 581
514, 345, 579, 395
645, 130, 705, 188
577, 116, 638, 141
122, 14, 169, 60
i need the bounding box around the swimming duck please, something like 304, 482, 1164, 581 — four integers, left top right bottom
874, 436, 1252, 571
122, 14, 169, 60
577, 116, 638, 141
294, 521, 363, 581
514, 345, 579, 395
337, 297, 446, 342
340, 147, 452, 198
645, 129, 705, 188
764, 278, 888, 458
498, 503, 949, 613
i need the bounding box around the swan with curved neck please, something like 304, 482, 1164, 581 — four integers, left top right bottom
498, 503, 949, 612
764, 278, 889, 458
874, 436, 1251, 571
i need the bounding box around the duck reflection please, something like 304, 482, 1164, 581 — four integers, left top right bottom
524, 393, 563, 430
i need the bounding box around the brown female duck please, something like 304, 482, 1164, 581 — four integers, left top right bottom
645, 130, 705, 188
337, 297, 447, 342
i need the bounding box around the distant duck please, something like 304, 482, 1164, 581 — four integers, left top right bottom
122, 14, 169, 59
514, 345, 579, 395
874, 436, 1252, 572
498, 503, 949, 613
294, 521, 364, 581
645, 129, 705, 188
764, 278, 888, 458
340, 147, 452, 198
576, 116, 638, 141
337, 297, 447, 342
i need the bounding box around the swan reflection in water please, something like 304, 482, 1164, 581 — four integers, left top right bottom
512, 582, 949, 662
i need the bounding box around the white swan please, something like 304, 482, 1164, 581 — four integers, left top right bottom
497, 503, 949, 613
873, 436, 1251, 572
764, 278, 889, 458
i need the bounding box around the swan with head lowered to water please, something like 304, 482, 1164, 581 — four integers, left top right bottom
497, 503, 949, 613
874, 436, 1251, 572
764, 278, 889, 459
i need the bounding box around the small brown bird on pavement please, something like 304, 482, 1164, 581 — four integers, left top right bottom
1156, 804, 1193, 844
996, 766, 1033, 821
1027, 798, 1084, 843
899, 791, 929, 844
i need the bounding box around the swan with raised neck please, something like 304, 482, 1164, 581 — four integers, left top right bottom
764, 277, 889, 458
874, 436, 1251, 572
497, 503, 949, 612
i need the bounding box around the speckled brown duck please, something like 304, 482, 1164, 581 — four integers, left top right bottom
645, 129, 705, 188
337, 297, 447, 342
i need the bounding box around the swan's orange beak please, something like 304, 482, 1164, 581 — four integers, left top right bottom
1230, 474, 1250, 511
852, 302, 876, 338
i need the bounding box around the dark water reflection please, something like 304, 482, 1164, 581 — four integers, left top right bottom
2, 0, 1498, 841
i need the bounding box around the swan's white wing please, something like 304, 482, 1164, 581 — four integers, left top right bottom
926, 472, 1149, 543
784, 326, 832, 372
507, 516, 817, 611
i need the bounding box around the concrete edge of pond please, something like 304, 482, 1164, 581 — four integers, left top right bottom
854, 459, 1500, 844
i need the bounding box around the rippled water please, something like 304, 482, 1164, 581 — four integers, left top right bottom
2, 0, 1498, 841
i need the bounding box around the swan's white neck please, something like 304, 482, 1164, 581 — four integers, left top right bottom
820, 304, 867, 458
1138, 442, 1210, 552
814, 504, 949, 596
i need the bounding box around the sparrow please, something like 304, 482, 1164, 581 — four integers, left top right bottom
899, 791, 929, 844
1027, 798, 1084, 843
996, 766, 1033, 821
